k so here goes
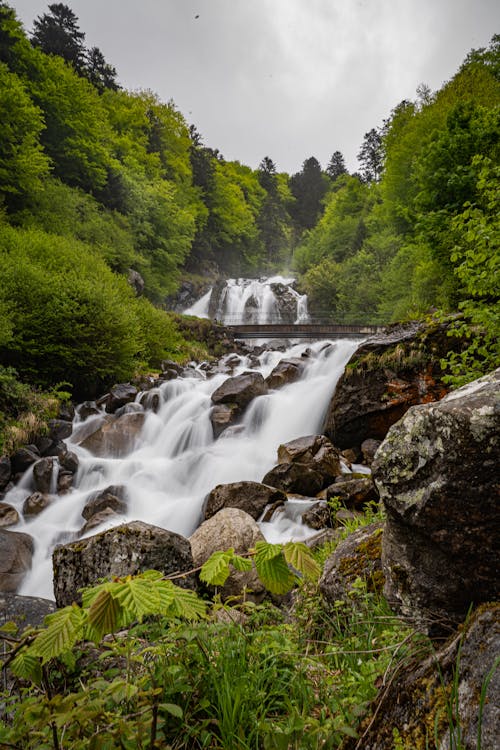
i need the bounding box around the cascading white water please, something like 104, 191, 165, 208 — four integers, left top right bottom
6, 337, 360, 600
184, 276, 310, 324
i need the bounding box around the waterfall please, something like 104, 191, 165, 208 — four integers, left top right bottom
185, 276, 310, 324
4, 280, 361, 601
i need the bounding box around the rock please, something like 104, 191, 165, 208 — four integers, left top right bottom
0, 593, 56, 629
277, 434, 342, 486
140, 390, 161, 413
114, 402, 144, 418
0, 529, 34, 592
361, 438, 381, 465
77, 413, 145, 458
204, 481, 287, 521
58, 401, 75, 422
0, 502, 20, 528
322, 320, 453, 448
80, 508, 123, 535
0, 456, 12, 490
77, 401, 100, 421
127, 268, 145, 296
325, 476, 378, 510
319, 522, 384, 605
82, 485, 128, 521
160, 359, 184, 375
265, 358, 305, 389
10, 446, 40, 475
189, 508, 265, 602
59, 449, 79, 474
211, 371, 268, 409
210, 403, 240, 438
48, 419, 73, 442
33, 457, 56, 494
105, 383, 139, 414
262, 462, 324, 496
57, 471, 74, 494
23, 492, 51, 517
301, 501, 332, 530
342, 603, 500, 750
53, 521, 194, 607
373, 369, 500, 635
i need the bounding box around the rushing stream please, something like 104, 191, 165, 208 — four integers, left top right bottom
5, 278, 362, 600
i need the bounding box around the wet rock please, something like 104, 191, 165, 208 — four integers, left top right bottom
210, 403, 240, 438
77, 401, 100, 421
0, 502, 20, 528
361, 438, 381, 465
23, 492, 51, 517
322, 320, 453, 448
57, 471, 74, 494
80, 508, 123, 535
33, 457, 56, 494
48, 418, 73, 442
319, 522, 384, 605
59, 449, 79, 474
0, 529, 34, 592
140, 390, 161, 413
277, 434, 342, 487
11, 446, 40, 475
0, 456, 11, 490
0, 593, 56, 629
342, 603, 500, 750
190, 508, 265, 602
76, 413, 145, 458
262, 462, 324, 496
301, 501, 332, 530
114, 402, 144, 418
53, 520, 194, 607
82, 485, 128, 521
160, 359, 184, 375
204, 481, 287, 521
373, 369, 500, 635
324, 476, 378, 510
211, 371, 268, 409
105, 383, 138, 414
265, 357, 305, 389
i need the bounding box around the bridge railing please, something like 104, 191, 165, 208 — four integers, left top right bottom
216, 312, 386, 326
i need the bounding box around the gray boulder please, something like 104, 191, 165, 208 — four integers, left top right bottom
81, 485, 128, 521
277, 434, 343, 486
0, 529, 33, 592
210, 403, 240, 438
204, 481, 287, 521
373, 369, 499, 634
0, 593, 56, 629
76, 412, 145, 457
33, 457, 56, 494
262, 462, 324, 496
53, 520, 194, 607
23, 492, 51, 517
0, 502, 20, 528
211, 371, 268, 409
265, 358, 305, 389
105, 383, 139, 414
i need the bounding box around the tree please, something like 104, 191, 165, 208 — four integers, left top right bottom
31, 3, 86, 73
289, 156, 328, 230
357, 127, 384, 182
326, 150, 348, 181
85, 46, 119, 92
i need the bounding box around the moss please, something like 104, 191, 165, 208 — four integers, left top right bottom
337, 527, 384, 592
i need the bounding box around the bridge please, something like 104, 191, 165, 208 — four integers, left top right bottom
221, 319, 385, 339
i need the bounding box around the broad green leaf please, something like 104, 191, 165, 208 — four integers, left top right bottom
87, 587, 122, 640
200, 549, 234, 586
255, 552, 296, 595
106, 679, 139, 703
254, 540, 284, 563
30, 605, 87, 664
160, 702, 183, 719
231, 554, 253, 572
166, 583, 206, 620
9, 650, 42, 684
283, 542, 321, 580
110, 576, 161, 621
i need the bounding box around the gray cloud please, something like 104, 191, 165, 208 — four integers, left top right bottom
11, 0, 500, 173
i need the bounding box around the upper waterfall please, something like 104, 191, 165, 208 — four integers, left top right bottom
184, 276, 310, 324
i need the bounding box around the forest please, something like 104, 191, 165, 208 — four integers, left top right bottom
0, 2, 498, 402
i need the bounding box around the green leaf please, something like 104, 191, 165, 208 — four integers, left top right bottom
110, 576, 161, 621
165, 582, 206, 620
231, 554, 253, 572
200, 549, 234, 586
255, 552, 297, 595
30, 605, 87, 664
160, 702, 183, 719
254, 540, 284, 562
9, 650, 42, 684
283, 542, 321, 581
87, 587, 122, 640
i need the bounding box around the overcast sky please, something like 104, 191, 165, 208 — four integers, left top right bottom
11, 0, 500, 174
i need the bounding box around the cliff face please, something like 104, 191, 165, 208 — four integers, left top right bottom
322, 320, 455, 449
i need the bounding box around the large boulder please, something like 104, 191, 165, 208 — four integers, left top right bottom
324, 476, 378, 510
319, 523, 384, 605
277, 434, 342, 485
322, 321, 452, 449
210, 403, 240, 438
0, 593, 56, 629
341, 603, 500, 750
211, 371, 268, 409
33, 457, 56, 494
262, 462, 324, 496
0, 529, 34, 592
265, 358, 305, 389
373, 369, 499, 634
204, 481, 287, 521
76, 412, 145, 457
189, 508, 265, 601
81, 485, 128, 521
0, 502, 20, 528
52, 521, 194, 607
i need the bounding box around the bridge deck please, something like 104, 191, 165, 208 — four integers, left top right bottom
225, 323, 384, 339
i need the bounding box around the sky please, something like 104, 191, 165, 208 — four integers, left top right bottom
10, 0, 500, 175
